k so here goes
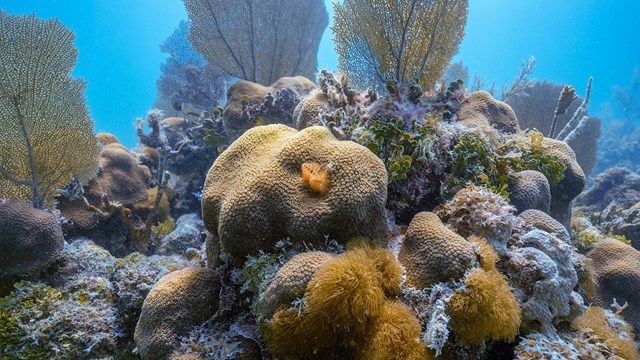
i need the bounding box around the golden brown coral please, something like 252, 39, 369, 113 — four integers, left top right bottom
0, 199, 64, 276
134, 267, 220, 360
448, 267, 522, 345
539, 138, 586, 230
85, 142, 151, 207
399, 212, 477, 289
572, 307, 640, 360
356, 301, 434, 360
264, 246, 425, 360
202, 124, 388, 265
458, 91, 521, 134
587, 239, 640, 334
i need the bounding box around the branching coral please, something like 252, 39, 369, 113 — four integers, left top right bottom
0, 11, 99, 208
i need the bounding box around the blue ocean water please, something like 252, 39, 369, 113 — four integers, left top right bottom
1, 0, 638, 146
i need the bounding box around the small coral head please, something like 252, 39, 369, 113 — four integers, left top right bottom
301, 162, 332, 195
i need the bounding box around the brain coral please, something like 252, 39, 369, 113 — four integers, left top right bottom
586, 238, 640, 333
201, 124, 388, 265
399, 212, 477, 289
293, 89, 331, 129
261, 251, 335, 318
134, 267, 220, 360
542, 138, 586, 230
0, 199, 64, 276
223, 77, 316, 132
519, 209, 571, 245
458, 91, 520, 134
508, 170, 551, 214
85, 141, 151, 207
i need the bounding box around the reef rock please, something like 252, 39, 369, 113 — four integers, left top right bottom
0, 199, 64, 276
202, 124, 388, 265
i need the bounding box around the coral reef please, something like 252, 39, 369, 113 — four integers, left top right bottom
0, 199, 64, 276
134, 267, 221, 360
399, 212, 477, 288
202, 124, 388, 265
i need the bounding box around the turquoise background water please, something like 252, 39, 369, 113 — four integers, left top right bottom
1, 0, 638, 147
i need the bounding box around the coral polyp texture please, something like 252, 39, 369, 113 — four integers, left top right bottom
507, 170, 551, 214
0, 199, 64, 276
134, 267, 221, 360
399, 211, 477, 289
201, 124, 388, 265
458, 91, 521, 134
587, 238, 640, 334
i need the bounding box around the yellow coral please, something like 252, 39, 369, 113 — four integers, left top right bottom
448, 268, 522, 345
468, 235, 498, 272
356, 301, 434, 360
572, 307, 640, 360
264, 246, 419, 359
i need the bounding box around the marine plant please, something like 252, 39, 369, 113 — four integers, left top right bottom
333, 0, 469, 90
0, 11, 99, 208
183, 0, 328, 85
